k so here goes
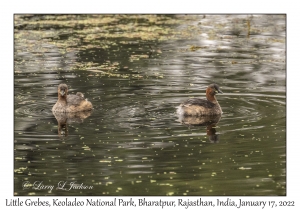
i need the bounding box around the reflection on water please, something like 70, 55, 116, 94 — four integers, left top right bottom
14, 14, 286, 196
53, 111, 92, 137
178, 115, 221, 143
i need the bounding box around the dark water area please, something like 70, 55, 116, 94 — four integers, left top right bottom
14, 15, 286, 196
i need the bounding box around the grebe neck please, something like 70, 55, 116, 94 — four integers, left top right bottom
58, 94, 67, 104
206, 89, 217, 103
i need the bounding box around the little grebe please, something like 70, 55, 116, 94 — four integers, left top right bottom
177, 84, 223, 116
52, 84, 93, 113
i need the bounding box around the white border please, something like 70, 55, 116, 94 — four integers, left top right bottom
3, 0, 298, 209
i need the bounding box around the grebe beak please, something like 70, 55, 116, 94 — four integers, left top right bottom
217, 90, 223, 94
60, 90, 65, 96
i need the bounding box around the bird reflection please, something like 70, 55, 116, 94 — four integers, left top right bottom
178, 115, 221, 143
52, 111, 92, 137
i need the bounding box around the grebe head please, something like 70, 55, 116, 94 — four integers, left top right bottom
58, 84, 68, 98
206, 84, 223, 102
